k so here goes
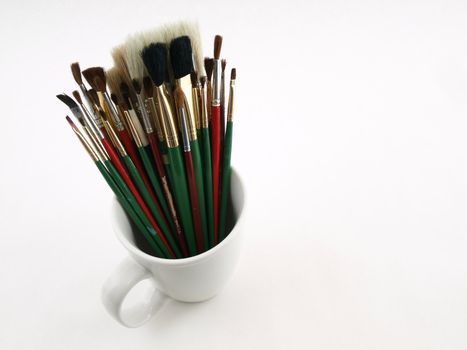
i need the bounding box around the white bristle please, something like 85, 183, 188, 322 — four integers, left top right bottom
105, 67, 122, 99
122, 33, 148, 81
111, 45, 132, 86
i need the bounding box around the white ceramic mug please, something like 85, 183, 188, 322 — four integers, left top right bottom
102, 169, 246, 327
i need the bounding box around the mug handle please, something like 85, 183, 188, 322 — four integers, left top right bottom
101, 256, 168, 327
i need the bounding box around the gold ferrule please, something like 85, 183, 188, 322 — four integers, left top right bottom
83, 125, 108, 160
192, 87, 201, 130
73, 127, 99, 162
200, 86, 209, 128
104, 120, 127, 156
175, 76, 196, 129
116, 104, 130, 135
123, 110, 143, 148
227, 80, 235, 122
156, 86, 178, 148
206, 81, 212, 122
147, 97, 165, 142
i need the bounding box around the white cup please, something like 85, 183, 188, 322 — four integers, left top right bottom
102, 168, 246, 327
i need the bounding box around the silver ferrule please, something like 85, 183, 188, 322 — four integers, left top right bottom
179, 107, 191, 152
136, 94, 153, 133
212, 59, 221, 104
79, 84, 103, 129
80, 102, 104, 140
103, 92, 123, 131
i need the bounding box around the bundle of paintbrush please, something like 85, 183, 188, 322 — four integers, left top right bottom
57, 22, 237, 258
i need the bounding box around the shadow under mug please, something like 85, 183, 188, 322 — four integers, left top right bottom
102, 168, 246, 327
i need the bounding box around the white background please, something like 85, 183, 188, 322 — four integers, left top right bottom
1, 0, 467, 348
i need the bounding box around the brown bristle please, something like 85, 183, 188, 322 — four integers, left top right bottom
82, 67, 106, 90
221, 59, 226, 72
98, 109, 108, 121
88, 89, 99, 106
200, 76, 206, 88
143, 76, 153, 97
190, 72, 198, 88
213, 35, 223, 59
70, 63, 83, 85
72, 90, 82, 104
93, 75, 107, 93
204, 58, 214, 80
120, 82, 132, 110
231, 68, 236, 80
174, 86, 185, 109
132, 79, 142, 94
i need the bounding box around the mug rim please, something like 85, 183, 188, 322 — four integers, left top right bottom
111, 167, 245, 266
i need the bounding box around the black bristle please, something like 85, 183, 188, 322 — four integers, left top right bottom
170, 36, 194, 79
141, 43, 167, 86
120, 82, 132, 110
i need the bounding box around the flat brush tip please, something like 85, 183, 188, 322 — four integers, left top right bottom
143, 76, 153, 97
174, 87, 185, 109
231, 68, 236, 80
190, 72, 198, 88
214, 35, 223, 59
132, 79, 142, 94
70, 62, 82, 84
221, 59, 226, 72
93, 76, 106, 93
72, 90, 82, 104
204, 58, 214, 79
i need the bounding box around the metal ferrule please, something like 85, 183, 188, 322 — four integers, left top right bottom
212, 59, 221, 105
73, 127, 99, 162
176, 76, 196, 126
103, 92, 124, 131
80, 102, 104, 140
79, 84, 103, 130
179, 106, 191, 152
200, 86, 209, 128
227, 79, 235, 122
147, 97, 165, 142
156, 86, 178, 148
123, 110, 143, 148
104, 121, 127, 156
136, 94, 153, 133
192, 87, 201, 130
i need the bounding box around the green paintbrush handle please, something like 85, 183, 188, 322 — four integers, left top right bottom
190, 140, 209, 251
167, 146, 196, 256
138, 146, 175, 235
96, 160, 167, 258
200, 127, 214, 248
218, 121, 233, 241
121, 155, 182, 258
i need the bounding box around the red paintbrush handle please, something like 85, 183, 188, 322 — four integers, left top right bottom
211, 105, 221, 244
147, 133, 167, 179
184, 151, 204, 253
118, 129, 168, 226
101, 138, 175, 258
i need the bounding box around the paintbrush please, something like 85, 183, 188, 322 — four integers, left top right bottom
219, 68, 236, 240
104, 120, 181, 258
142, 76, 186, 247
211, 35, 223, 244
199, 76, 214, 247
66, 116, 168, 258
204, 58, 214, 123
56, 93, 107, 158
174, 87, 204, 253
